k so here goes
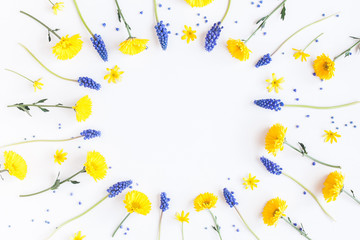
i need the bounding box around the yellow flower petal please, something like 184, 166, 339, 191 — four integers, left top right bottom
322, 171, 344, 202
313, 53, 335, 80
52, 34, 83, 60
194, 192, 217, 211
84, 151, 107, 181
73, 95, 92, 122
227, 39, 251, 61
4, 151, 27, 180
119, 38, 149, 55
124, 190, 152, 215
262, 197, 287, 226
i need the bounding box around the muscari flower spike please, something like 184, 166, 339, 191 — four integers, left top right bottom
160, 192, 170, 212
260, 156, 282, 175
205, 22, 223, 52
81, 129, 101, 140
223, 188, 238, 208
255, 53, 272, 68
90, 34, 108, 61
155, 21, 170, 50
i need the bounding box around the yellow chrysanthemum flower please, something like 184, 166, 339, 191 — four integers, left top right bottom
72, 231, 86, 240
292, 48, 310, 62
265, 123, 287, 156
52, 2, 64, 15
73, 95, 92, 122
262, 197, 287, 226
227, 39, 251, 61
33, 78, 44, 92
54, 149, 67, 165
84, 151, 107, 181
313, 53, 335, 80
104, 65, 124, 84
184, 0, 214, 7
322, 171, 344, 203
3, 151, 27, 180
194, 192, 218, 211
181, 25, 197, 44
266, 73, 284, 93
52, 34, 83, 60
124, 190, 152, 215
119, 38, 149, 55
323, 130, 341, 144
243, 173, 260, 190
176, 211, 190, 223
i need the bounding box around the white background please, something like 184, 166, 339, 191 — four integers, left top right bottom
1, 0, 360, 239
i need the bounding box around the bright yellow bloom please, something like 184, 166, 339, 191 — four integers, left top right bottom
322, 171, 344, 202
54, 149, 67, 165
194, 192, 218, 211
52, 34, 83, 60
323, 130, 341, 144
71, 231, 85, 240
84, 151, 107, 181
262, 197, 287, 226
292, 48, 310, 62
33, 78, 44, 92
313, 53, 335, 80
52, 2, 64, 15
181, 25, 197, 44
119, 38, 149, 55
265, 123, 287, 156
243, 173, 260, 190
124, 190, 152, 215
184, 0, 214, 7
104, 65, 124, 84
73, 95, 92, 122
266, 73, 284, 93
227, 39, 251, 61
176, 211, 190, 223
3, 151, 27, 180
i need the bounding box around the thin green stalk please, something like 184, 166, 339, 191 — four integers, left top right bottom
303, 33, 324, 51
8, 104, 73, 109
48, 0, 54, 5
114, 0, 132, 38
20, 11, 61, 39
5, 68, 34, 83
343, 189, 360, 205
208, 209, 223, 240
112, 213, 131, 237
234, 206, 260, 240
47, 194, 109, 239
19, 44, 77, 82
334, 39, 360, 61
181, 222, 184, 240
153, 0, 159, 23
220, 0, 231, 23
73, 0, 94, 37
271, 13, 337, 56
158, 211, 163, 240
0, 169, 8, 174
282, 172, 335, 221
281, 217, 312, 240
284, 101, 360, 109
0, 136, 82, 149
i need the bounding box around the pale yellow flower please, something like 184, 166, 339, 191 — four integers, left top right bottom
323, 130, 341, 144
266, 73, 284, 93
181, 25, 197, 44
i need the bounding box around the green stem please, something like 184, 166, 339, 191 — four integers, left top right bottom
112, 213, 131, 237
208, 209, 223, 240
20, 11, 61, 39
5, 68, 34, 83
7, 104, 73, 109
114, 0, 132, 38
271, 13, 337, 56
284, 101, 360, 109
48, 0, 54, 5
0, 136, 82, 149
303, 33, 324, 51
158, 211, 163, 240
343, 189, 360, 205
73, 0, 94, 37
334, 39, 360, 61
19, 44, 77, 82
234, 206, 260, 240
284, 141, 342, 169
181, 222, 184, 240
0, 169, 8, 174
282, 172, 335, 221
153, 0, 159, 23
47, 194, 109, 239
281, 217, 312, 240
220, 0, 231, 23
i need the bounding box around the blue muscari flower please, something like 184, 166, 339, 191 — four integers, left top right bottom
205, 22, 223, 52
80, 129, 101, 140
223, 188, 238, 208
160, 192, 170, 212
90, 34, 108, 62
107, 180, 133, 198
254, 99, 284, 111
78, 77, 101, 90
255, 53, 272, 68
260, 156, 282, 175
155, 21, 170, 50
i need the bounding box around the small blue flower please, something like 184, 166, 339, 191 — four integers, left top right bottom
155, 21, 170, 50
260, 156, 282, 175
160, 192, 170, 212
254, 99, 284, 111
80, 129, 101, 140
205, 22, 223, 52
255, 53, 272, 68
223, 188, 238, 208
107, 180, 133, 198
78, 77, 101, 90
90, 34, 108, 61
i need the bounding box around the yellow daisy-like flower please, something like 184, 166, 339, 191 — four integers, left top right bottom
119, 38, 149, 55
104, 65, 124, 84
227, 39, 251, 61
243, 173, 260, 190
54, 149, 67, 165
71, 231, 85, 240
322, 171, 344, 203
176, 211, 190, 223
73, 95, 92, 122
184, 0, 214, 7
3, 151, 27, 180
52, 2, 64, 15
313, 53, 335, 80
194, 192, 218, 211
265, 123, 287, 156
33, 78, 44, 92
262, 197, 287, 226
52, 34, 83, 60
292, 48, 310, 62
323, 130, 341, 144
124, 190, 152, 215
266, 73, 284, 93
84, 151, 107, 181
181, 25, 197, 44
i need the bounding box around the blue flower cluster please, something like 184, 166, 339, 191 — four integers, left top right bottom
255, 53, 272, 68
90, 34, 108, 62
155, 21, 170, 50
160, 192, 170, 212
80, 129, 101, 140
107, 180, 133, 198
254, 99, 284, 111
205, 22, 223, 52
223, 188, 238, 208
260, 156, 282, 175
78, 77, 101, 90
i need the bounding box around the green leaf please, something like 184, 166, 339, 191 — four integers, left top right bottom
288, 217, 292, 223
256, 16, 266, 25
117, 10, 122, 23
39, 107, 49, 112
56, 103, 63, 106
70, 180, 80, 184
51, 179, 61, 190
350, 36, 360, 40
17, 106, 25, 112
345, 51, 351, 57
36, 99, 47, 104
48, 31, 51, 42
298, 142, 307, 155
280, 4, 286, 20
